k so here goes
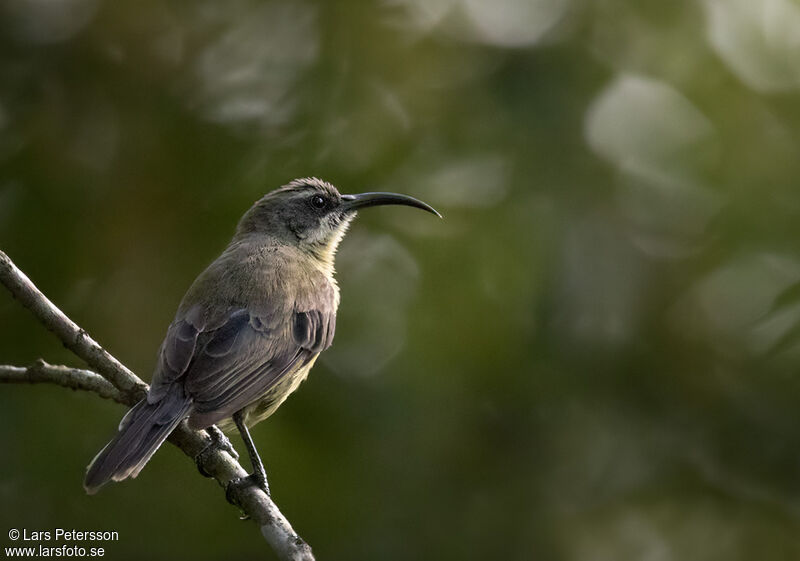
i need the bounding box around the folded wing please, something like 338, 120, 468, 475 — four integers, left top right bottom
147, 302, 335, 430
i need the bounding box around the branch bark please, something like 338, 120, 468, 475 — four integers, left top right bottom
0, 250, 315, 561
0, 360, 125, 403
0, 251, 146, 401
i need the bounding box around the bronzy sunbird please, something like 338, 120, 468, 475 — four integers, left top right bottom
84, 178, 439, 494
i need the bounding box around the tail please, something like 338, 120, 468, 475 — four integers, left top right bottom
84, 384, 192, 494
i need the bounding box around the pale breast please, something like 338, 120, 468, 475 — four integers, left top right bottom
216, 355, 319, 432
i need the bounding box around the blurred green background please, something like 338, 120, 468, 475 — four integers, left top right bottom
3, 0, 800, 559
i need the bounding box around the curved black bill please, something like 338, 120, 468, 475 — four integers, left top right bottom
340, 192, 441, 218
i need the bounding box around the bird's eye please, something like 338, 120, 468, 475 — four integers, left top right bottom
310, 195, 326, 209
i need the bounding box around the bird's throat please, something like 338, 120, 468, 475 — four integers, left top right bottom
306, 218, 353, 277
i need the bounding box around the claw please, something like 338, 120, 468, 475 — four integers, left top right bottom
195, 426, 239, 478
225, 472, 271, 518
226, 472, 270, 498
208, 425, 239, 460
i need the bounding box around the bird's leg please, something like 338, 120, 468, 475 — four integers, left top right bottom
226, 410, 270, 502
195, 424, 239, 478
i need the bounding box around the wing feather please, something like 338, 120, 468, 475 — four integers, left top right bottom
146, 305, 332, 430
146, 264, 338, 429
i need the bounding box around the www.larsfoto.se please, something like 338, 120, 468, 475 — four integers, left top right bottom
5, 545, 106, 558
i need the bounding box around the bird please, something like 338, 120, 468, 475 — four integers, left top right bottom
84, 177, 440, 495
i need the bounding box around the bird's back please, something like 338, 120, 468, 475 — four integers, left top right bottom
150, 236, 339, 430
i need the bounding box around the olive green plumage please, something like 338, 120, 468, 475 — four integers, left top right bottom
84, 178, 439, 494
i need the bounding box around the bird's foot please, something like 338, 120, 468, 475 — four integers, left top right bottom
195, 426, 239, 478
225, 471, 271, 510
208, 425, 239, 460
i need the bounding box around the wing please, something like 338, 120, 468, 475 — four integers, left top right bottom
185, 309, 305, 424
147, 303, 336, 430
147, 316, 200, 404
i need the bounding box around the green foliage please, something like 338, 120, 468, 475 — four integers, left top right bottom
3, 0, 800, 559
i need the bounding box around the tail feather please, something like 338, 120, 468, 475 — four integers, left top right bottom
84, 385, 191, 494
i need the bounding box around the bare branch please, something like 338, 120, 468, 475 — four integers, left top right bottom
0, 250, 146, 401
0, 360, 125, 404
168, 426, 315, 561
0, 249, 315, 561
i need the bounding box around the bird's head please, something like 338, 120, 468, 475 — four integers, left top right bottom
235, 177, 440, 264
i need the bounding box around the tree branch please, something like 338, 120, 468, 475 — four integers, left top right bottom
0, 251, 146, 401
0, 360, 125, 404
0, 250, 315, 561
